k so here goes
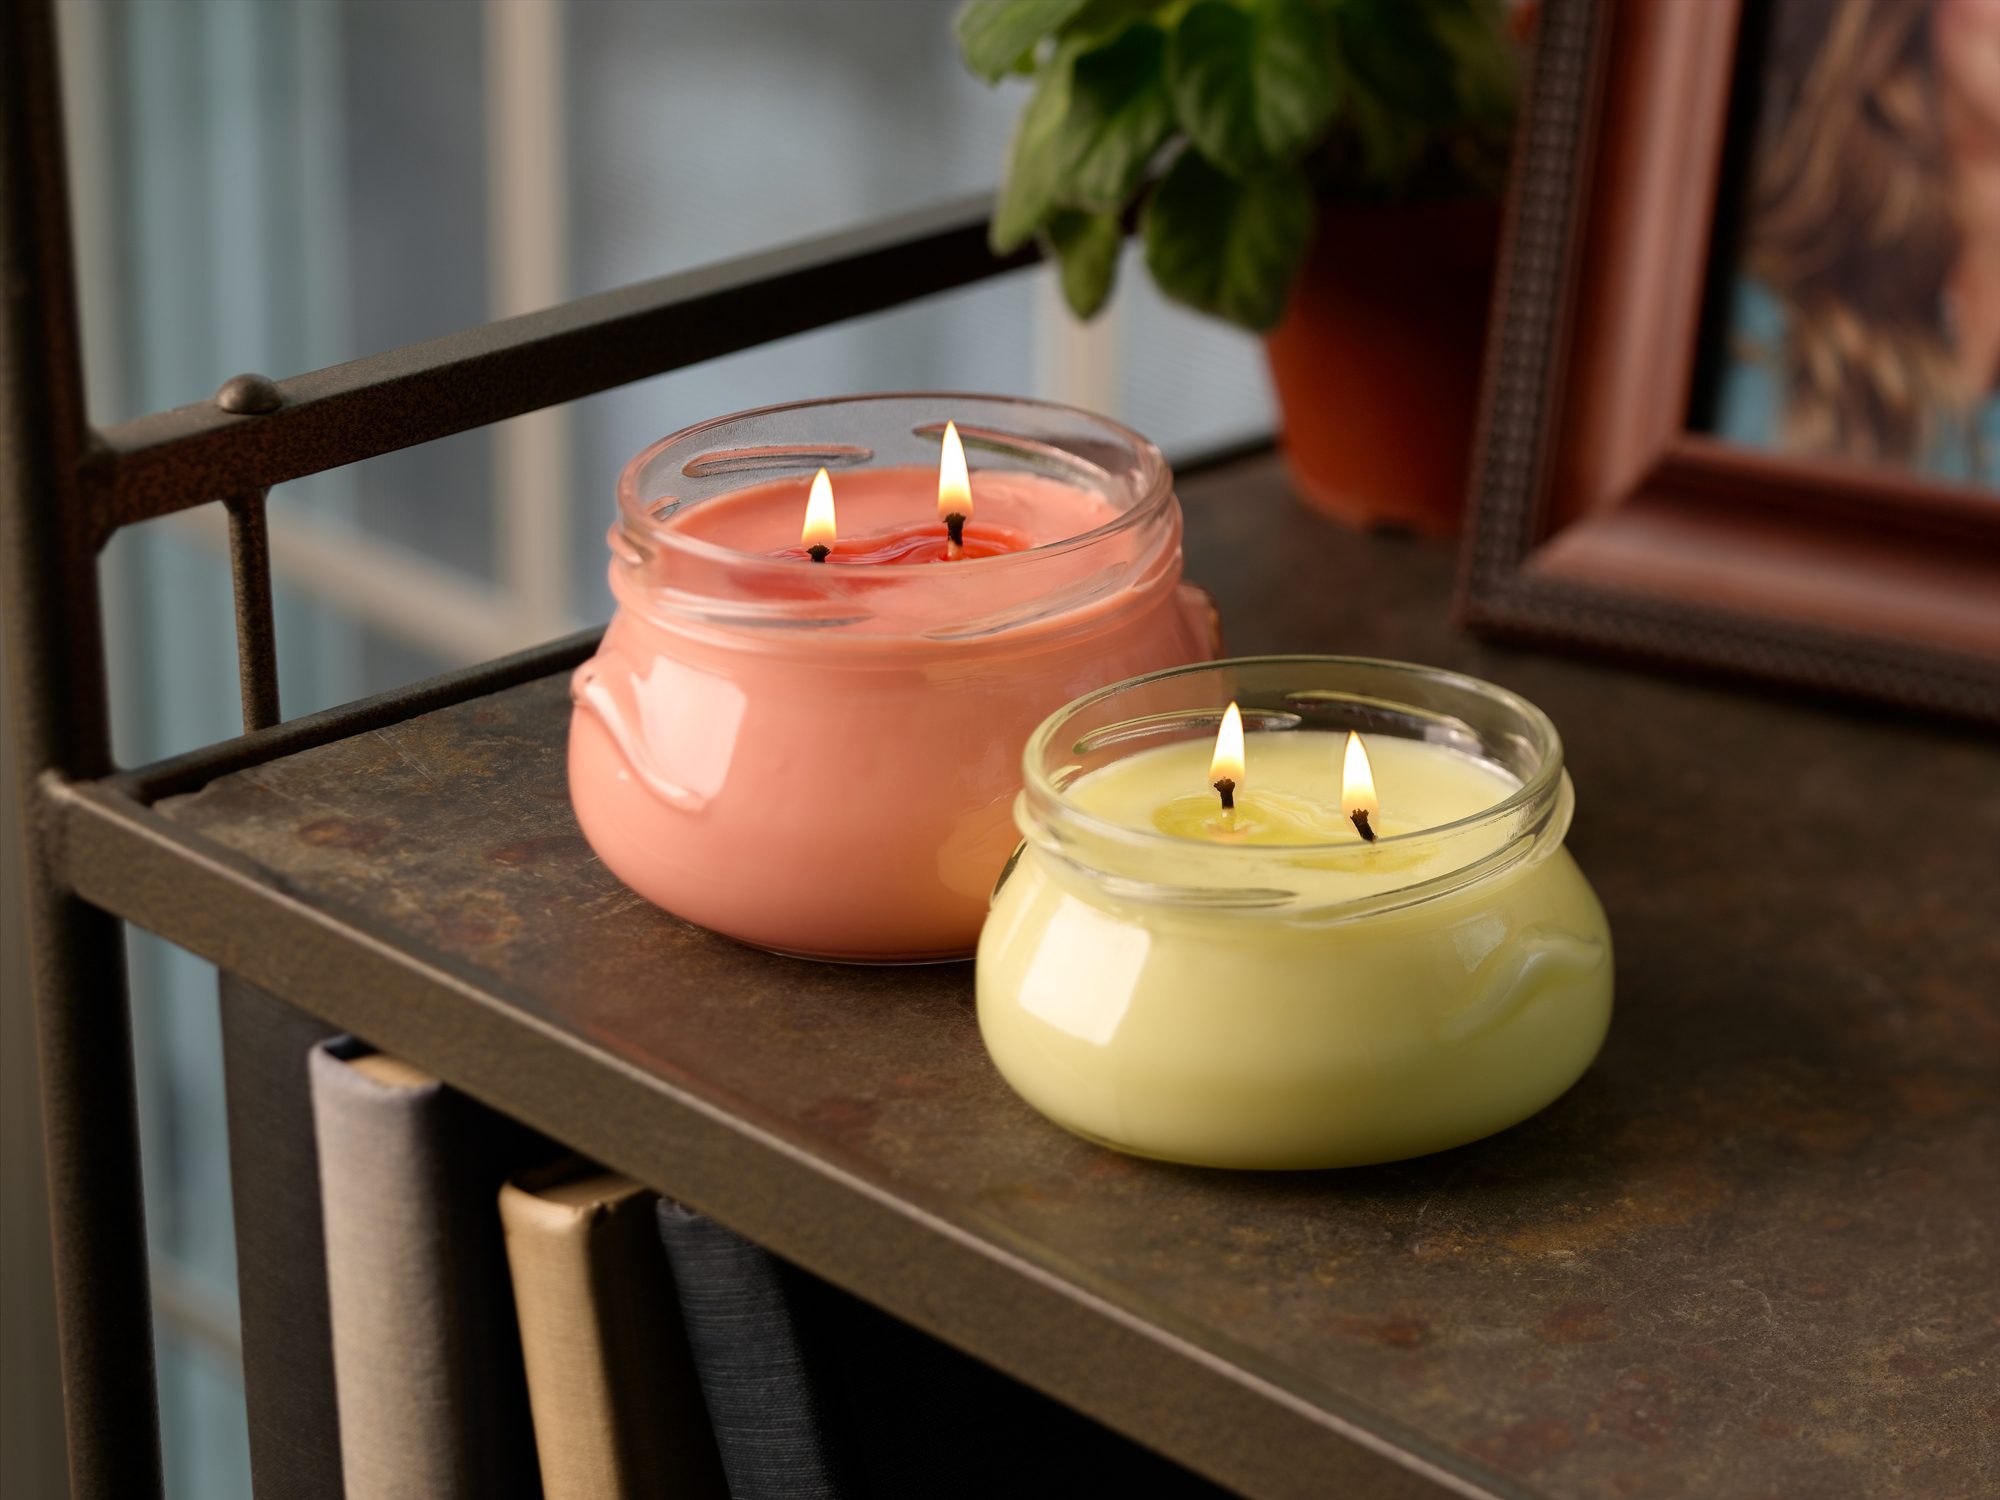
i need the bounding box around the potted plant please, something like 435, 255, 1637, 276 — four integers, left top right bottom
957, 0, 1523, 534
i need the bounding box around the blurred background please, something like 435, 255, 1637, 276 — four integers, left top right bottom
1, 2, 1274, 1496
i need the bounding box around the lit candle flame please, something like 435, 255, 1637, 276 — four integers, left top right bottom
938, 420, 972, 526
801, 467, 837, 557
1343, 730, 1379, 842
1210, 702, 1244, 810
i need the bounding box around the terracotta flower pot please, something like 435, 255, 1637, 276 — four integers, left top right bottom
1263, 196, 1502, 536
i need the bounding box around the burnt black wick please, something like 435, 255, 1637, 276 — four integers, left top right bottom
1213, 777, 1237, 812
944, 511, 968, 548
1350, 809, 1377, 843
807, 544, 830, 563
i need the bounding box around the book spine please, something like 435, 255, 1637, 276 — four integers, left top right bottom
655, 1201, 856, 1500
310, 1039, 541, 1500
499, 1171, 726, 1500
655, 1205, 1223, 1499
219, 979, 345, 1500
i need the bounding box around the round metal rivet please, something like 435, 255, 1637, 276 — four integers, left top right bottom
215, 373, 282, 415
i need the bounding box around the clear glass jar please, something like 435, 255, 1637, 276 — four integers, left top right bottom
569, 394, 1220, 962
978, 658, 1614, 1168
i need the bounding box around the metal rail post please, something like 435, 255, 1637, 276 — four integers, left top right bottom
0, 1, 165, 1495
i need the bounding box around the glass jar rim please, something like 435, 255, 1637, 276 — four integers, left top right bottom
1020, 654, 1568, 873
614, 391, 1176, 577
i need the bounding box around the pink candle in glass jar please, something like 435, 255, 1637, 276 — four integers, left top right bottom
568, 394, 1221, 962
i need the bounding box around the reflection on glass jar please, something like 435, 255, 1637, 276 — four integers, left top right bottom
978, 658, 1614, 1168
569, 394, 1221, 962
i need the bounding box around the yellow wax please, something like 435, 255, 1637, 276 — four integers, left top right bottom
976, 732, 1614, 1169
1099, 732, 1511, 848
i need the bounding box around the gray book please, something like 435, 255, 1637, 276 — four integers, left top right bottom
310, 1037, 544, 1500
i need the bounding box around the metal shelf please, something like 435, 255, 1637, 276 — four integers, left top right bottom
60, 455, 2000, 1500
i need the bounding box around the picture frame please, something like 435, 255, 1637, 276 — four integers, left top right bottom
1458, 0, 2000, 723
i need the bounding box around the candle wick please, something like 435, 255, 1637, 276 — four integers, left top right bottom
1349, 809, 1377, 843
1213, 777, 1236, 812
944, 511, 967, 550
807, 544, 830, 564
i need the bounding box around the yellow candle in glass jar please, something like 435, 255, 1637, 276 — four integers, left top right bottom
976, 659, 1614, 1170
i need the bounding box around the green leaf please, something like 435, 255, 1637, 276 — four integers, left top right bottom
958, 0, 1090, 83
1061, 0, 1180, 44
1043, 209, 1124, 318
1051, 24, 1176, 211
1426, 0, 1519, 123
1339, 82, 1419, 186
1333, 0, 1460, 125
990, 55, 1076, 253
1167, 0, 1339, 178
1142, 149, 1313, 330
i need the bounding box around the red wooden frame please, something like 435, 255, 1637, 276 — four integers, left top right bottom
1460, 0, 2000, 722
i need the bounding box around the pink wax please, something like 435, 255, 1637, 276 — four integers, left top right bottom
772, 521, 1028, 565
567, 399, 1220, 962
676, 464, 1112, 558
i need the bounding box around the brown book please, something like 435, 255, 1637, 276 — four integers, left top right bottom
500, 1163, 726, 1500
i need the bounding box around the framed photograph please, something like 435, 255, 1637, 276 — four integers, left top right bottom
1460, 0, 2000, 722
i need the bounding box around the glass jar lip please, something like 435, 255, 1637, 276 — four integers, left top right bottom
614, 391, 1175, 576
1021, 654, 1567, 863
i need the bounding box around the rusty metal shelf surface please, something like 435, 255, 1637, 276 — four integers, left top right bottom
60, 456, 2000, 1500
